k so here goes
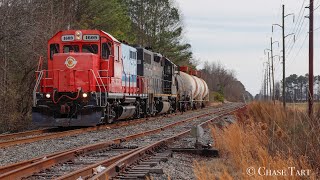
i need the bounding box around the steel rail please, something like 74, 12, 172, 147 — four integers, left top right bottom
0, 106, 214, 175
0, 104, 239, 180
0, 128, 52, 141
53, 104, 244, 180
91, 105, 247, 179
0, 108, 189, 148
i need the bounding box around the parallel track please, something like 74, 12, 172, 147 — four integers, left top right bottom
92, 104, 246, 179
0, 108, 204, 148
0, 103, 245, 180
0, 128, 53, 141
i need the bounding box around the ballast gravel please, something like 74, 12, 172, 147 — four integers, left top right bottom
0, 104, 232, 166
149, 114, 237, 180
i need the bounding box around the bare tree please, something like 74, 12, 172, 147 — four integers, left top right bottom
201, 61, 250, 102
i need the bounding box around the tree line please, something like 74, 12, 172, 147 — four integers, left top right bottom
255, 73, 320, 103
274, 74, 320, 102
0, 0, 249, 132
201, 61, 253, 102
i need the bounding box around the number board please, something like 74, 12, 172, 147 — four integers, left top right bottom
83, 35, 100, 41
61, 35, 75, 42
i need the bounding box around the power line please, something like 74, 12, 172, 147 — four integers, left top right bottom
314, 0, 320, 10
313, 26, 320, 31
287, 20, 308, 59
286, 0, 307, 49
287, 33, 309, 69
274, 33, 308, 81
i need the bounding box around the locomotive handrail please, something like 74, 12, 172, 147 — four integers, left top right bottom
37, 56, 44, 72
97, 70, 109, 105
93, 70, 107, 92
33, 70, 44, 106
89, 69, 104, 106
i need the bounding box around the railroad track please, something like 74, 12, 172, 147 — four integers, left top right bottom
0, 103, 245, 180
0, 119, 145, 149
0, 128, 53, 142
0, 106, 213, 149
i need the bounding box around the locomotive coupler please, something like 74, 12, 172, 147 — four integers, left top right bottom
60, 104, 71, 114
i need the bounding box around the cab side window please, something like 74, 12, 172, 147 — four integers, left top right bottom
144, 53, 151, 64
50, 44, 60, 60
102, 42, 111, 59
114, 45, 119, 61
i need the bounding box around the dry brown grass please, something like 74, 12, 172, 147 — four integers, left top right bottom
287, 102, 320, 112
194, 101, 320, 179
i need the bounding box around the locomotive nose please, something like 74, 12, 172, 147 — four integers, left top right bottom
52, 53, 100, 93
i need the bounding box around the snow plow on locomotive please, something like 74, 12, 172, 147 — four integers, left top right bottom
32, 30, 209, 127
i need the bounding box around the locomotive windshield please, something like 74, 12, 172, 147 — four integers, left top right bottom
82, 44, 98, 54
63, 45, 79, 53
62, 44, 99, 54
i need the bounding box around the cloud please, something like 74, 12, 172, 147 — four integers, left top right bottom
176, 0, 320, 95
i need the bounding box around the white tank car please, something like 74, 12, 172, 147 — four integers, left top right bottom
176, 71, 197, 99
176, 71, 209, 101
192, 76, 204, 101
200, 78, 209, 100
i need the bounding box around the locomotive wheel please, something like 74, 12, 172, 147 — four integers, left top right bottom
106, 110, 116, 124
135, 102, 141, 119
106, 117, 114, 124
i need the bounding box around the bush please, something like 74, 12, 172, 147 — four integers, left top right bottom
212, 91, 224, 102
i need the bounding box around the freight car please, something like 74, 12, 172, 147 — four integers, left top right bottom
32, 30, 209, 127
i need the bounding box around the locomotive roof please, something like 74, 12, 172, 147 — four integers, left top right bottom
101, 30, 120, 43
48, 30, 120, 43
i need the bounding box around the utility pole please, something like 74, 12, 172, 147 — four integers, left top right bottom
268, 52, 272, 100
273, 4, 294, 109
270, 38, 276, 104
282, 4, 286, 108
265, 39, 278, 104
308, 0, 314, 116
266, 63, 269, 99
264, 67, 267, 100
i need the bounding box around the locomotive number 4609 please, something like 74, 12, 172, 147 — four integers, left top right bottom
83, 35, 99, 41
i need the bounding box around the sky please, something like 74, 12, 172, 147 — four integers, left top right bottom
176, 0, 320, 95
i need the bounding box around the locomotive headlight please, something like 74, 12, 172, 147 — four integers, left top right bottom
75, 30, 82, 40
45, 93, 51, 99
82, 93, 88, 98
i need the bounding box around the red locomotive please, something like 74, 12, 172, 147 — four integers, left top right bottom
32, 30, 209, 127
